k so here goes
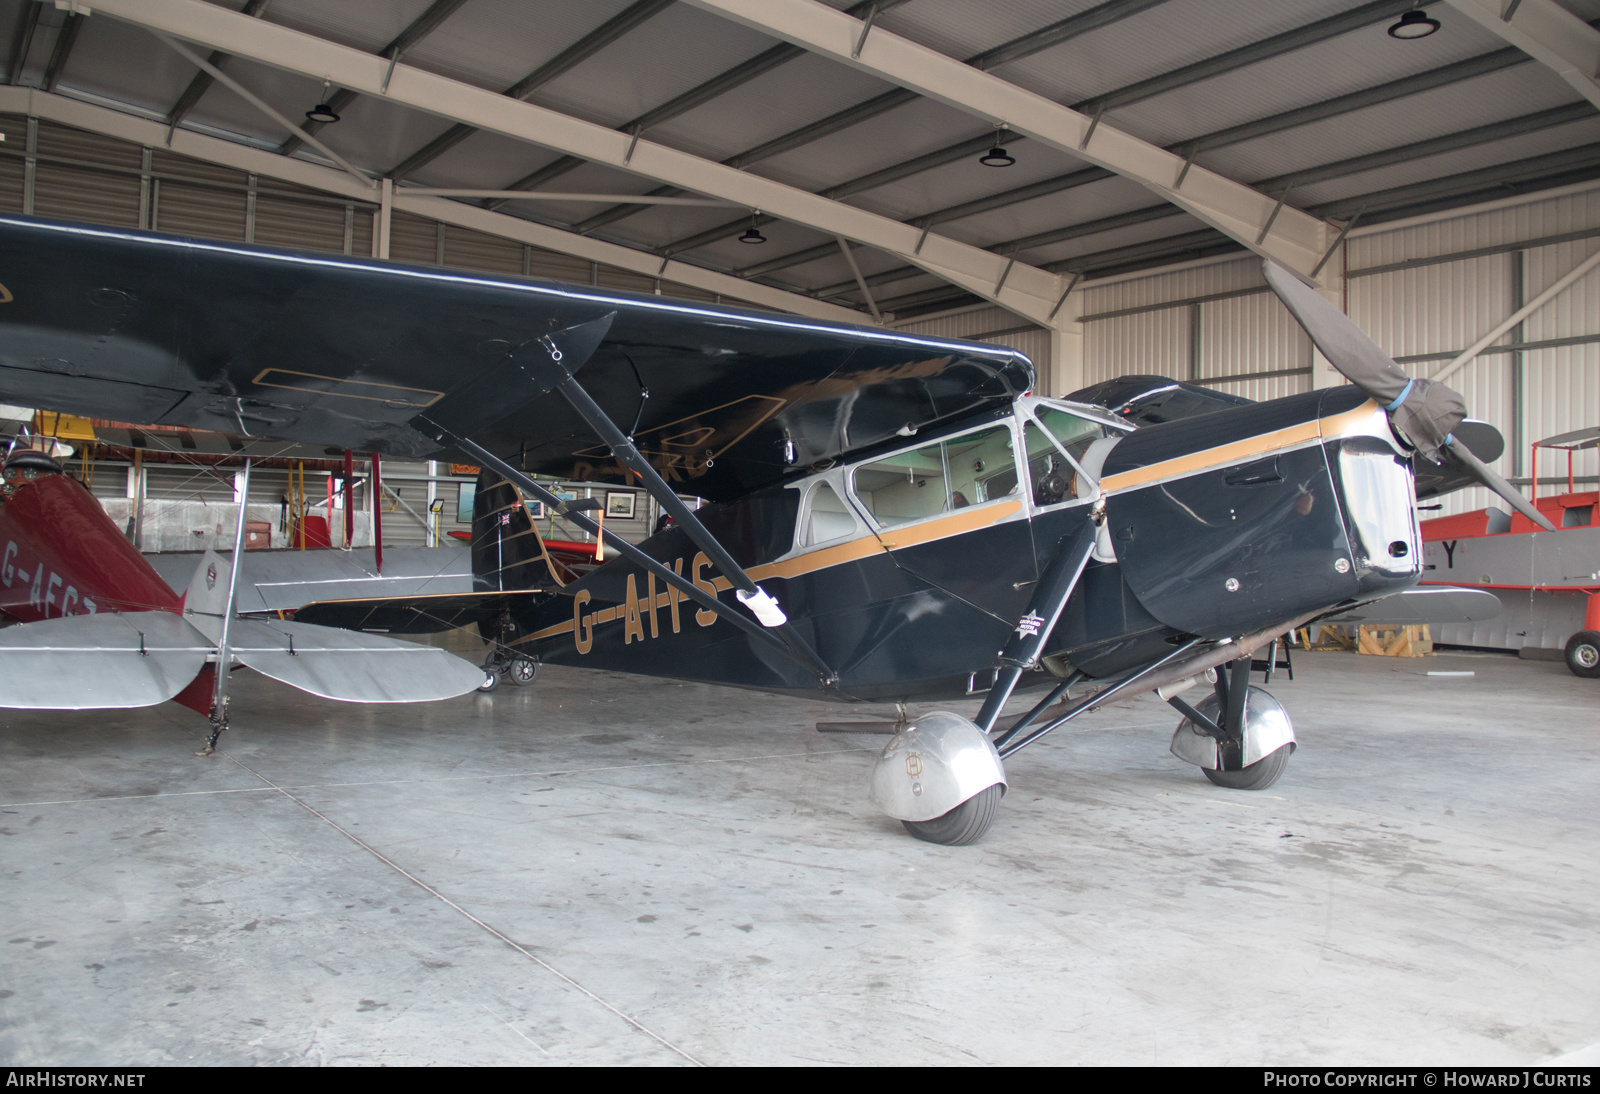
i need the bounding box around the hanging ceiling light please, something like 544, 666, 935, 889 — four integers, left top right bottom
1387, 8, 1440, 39
305, 80, 341, 124
739, 213, 766, 244
978, 125, 1015, 168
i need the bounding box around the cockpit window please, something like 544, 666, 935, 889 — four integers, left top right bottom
1036, 406, 1109, 468
851, 424, 1019, 529
947, 426, 1021, 506
1024, 422, 1085, 507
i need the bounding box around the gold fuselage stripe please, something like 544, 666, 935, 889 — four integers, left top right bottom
524, 499, 1025, 642
524, 401, 1384, 644
1097, 400, 1379, 494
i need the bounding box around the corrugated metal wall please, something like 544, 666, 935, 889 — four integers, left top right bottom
1346, 188, 1600, 513
1083, 306, 1189, 388
894, 305, 1053, 392
1079, 186, 1600, 516
1081, 257, 1313, 399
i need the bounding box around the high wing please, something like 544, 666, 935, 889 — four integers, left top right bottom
0, 215, 1032, 503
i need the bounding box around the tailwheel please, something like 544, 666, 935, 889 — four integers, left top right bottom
1202, 744, 1291, 790
901, 784, 1003, 846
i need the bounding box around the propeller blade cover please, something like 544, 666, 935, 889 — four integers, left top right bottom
1262, 260, 1464, 460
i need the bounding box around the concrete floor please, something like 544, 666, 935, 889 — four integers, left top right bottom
1, 645, 1596, 1066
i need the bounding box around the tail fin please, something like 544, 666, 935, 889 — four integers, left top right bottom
470, 469, 572, 591
180, 549, 231, 618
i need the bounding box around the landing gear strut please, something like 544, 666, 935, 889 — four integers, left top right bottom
198, 697, 229, 756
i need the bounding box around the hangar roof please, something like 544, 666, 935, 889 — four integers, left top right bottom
5, 0, 1598, 323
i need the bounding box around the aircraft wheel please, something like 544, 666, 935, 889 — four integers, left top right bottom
900, 784, 1002, 846
1203, 744, 1291, 791
507, 656, 538, 686
1564, 631, 1600, 679
477, 671, 500, 693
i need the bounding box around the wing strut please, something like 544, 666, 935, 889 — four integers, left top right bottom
444, 434, 835, 685
520, 326, 837, 684
200, 457, 253, 755
971, 517, 1099, 734
411, 314, 836, 685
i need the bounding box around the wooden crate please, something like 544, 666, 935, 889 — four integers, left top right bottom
1357, 624, 1432, 657
1298, 625, 1356, 651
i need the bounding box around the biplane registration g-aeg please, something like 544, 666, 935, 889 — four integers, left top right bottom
0, 216, 1521, 844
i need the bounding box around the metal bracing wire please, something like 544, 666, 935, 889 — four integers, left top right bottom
568, 0, 1158, 238
874, 145, 1600, 319
162, 0, 272, 130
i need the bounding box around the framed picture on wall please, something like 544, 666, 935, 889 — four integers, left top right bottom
525, 499, 545, 519
456, 481, 476, 524
604, 491, 636, 519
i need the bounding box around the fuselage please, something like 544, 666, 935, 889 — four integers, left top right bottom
501, 386, 1423, 703
0, 455, 181, 623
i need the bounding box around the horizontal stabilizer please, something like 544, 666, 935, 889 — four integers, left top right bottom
184, 614, 484, 703
145, 546, 475, 615
0, 612, 210, 709
1316, 586, 1502, 625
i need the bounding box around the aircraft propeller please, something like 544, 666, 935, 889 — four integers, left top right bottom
1262, 261, 1556, 532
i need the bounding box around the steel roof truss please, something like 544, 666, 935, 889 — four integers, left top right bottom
84, 0, 1067, 323
0, 85, 865, 323
679, 0, 1342, 277
1445, 0, 1600, 110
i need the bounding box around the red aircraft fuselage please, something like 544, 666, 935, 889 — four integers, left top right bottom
0, 454, 216, 714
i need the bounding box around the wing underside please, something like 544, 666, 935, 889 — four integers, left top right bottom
0, 216, 1033, 503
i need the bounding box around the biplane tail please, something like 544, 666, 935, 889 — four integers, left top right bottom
0, 451, 486, 712
285, 466, 573, 642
